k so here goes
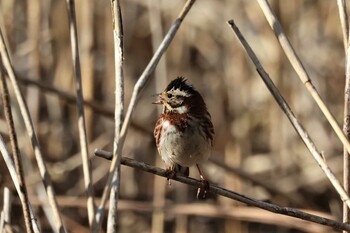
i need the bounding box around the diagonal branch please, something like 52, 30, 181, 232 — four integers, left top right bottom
227, 19, 350, 208
256, 0, 350, 156
94, 149, 350, 232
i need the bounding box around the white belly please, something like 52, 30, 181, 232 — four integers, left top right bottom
158, 120, 211, 167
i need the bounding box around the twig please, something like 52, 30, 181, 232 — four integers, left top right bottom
337, 0, 349, 53
0, 135, 40, 233
256, 0, 350, 156
92, 1, 196, 232
65, 0, 96, 228
227, 19, 350, 208
94, 149, 350, 232
0, 25, 66, 233
107, 0, 124, 232
0, 69, 33, 233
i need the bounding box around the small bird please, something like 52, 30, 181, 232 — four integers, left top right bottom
153, 77, 214, 198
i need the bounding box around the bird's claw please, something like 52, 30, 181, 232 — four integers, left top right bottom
197, 175, 209, 199
165, 167, 176, 186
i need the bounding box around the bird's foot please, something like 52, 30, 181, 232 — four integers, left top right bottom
196, 174, 210, 199
165, 166, 176, 186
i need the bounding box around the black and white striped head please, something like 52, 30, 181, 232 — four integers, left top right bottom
154, 77, 207, 115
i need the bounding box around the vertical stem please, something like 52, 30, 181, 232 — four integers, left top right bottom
106, 0, 124, 232
65, 0, 96, 228
3, 187, 11, 227
337, 0, 350, 229
338, 0, 349, 53
344, 31, 350, 231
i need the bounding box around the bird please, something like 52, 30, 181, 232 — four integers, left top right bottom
153, 77, 214, 198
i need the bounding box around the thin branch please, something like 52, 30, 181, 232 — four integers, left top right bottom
0, 135, 40, 233
65, 0, 96, 227
0, 25, 66, 233
227, 19, 350, 208
337, 0, 349, 53
92, 1, 196, 232
94, 149, 350, 232
0, 69, 33, 233
107, 0, 124, 232
256, 0, 350, 156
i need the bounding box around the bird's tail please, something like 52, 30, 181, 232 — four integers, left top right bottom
174, 164, 189, 177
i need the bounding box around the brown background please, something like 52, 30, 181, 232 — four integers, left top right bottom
0, 0, 347, 232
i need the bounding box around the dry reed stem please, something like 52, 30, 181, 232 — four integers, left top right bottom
338, 0, 350, 229
0, 186, 12, 232
345, 42, 350, 232
337, 0, 349, 53
0, 71, 33, 233
0, 135, 40, 233
257, 0, 350, 157
107, 0, 124, 232
0, 211, 4, 233
227, 19, 350, 208
0, 26, 65, 233
65, 0, 96, 227
95, 149, 350, 232
3, 187, 11, 229
92, 1, 196, 232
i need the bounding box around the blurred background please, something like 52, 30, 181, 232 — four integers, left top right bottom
0, 0, 347, 232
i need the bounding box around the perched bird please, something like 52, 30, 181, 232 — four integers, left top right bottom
153, 77, 214, 197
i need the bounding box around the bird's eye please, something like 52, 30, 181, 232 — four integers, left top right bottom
167, 93, 173, 98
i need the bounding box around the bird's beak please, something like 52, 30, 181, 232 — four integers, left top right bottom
152, 92, 163, 104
